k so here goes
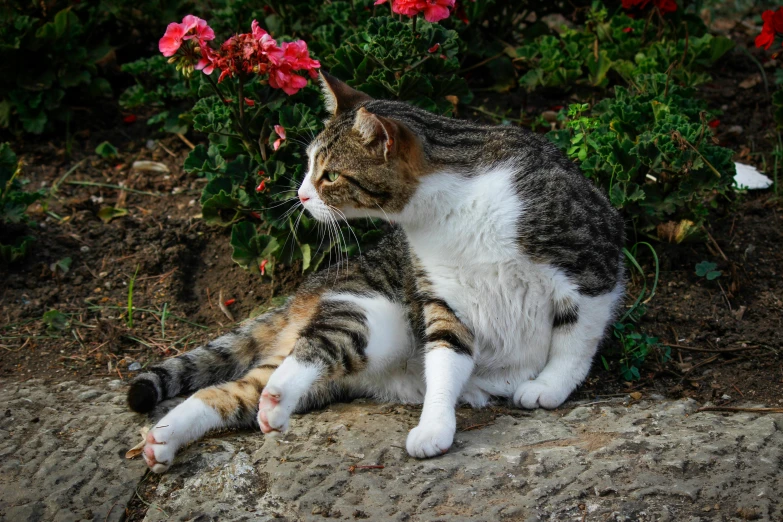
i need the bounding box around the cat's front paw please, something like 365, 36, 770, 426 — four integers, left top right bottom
143, 426, 177, 474
514, 379, 570, 409
406, 421, 455, 458
257, 387, 291, 434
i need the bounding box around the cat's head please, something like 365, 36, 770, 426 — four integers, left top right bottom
298, 72, 426, 223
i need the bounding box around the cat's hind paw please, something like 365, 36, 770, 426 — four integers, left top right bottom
514, 379, 570, 409
143, 428, 176, 474
406, 421, 455, 459
257, 387, 291, 434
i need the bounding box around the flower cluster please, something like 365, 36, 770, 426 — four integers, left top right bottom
621, 0, 678, 16
374, 0, 456, 23
159, 16, 320, 95
756, 8, 783, 50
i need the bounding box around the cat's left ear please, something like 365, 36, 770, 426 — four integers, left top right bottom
353, 107, 400, 161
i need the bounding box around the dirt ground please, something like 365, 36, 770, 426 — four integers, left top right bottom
1, 16, 781, 417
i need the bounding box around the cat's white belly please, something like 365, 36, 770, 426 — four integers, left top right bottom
421, 256, 555, 405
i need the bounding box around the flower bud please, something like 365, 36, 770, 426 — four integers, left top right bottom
194, 46, 201, 54
167, 57, 177, 64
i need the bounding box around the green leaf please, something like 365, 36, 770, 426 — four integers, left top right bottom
709, 36, 734, 64
201, 191, 242, 226
50, 257, 72, 274
95, 141, 118, 159
0, 235, 35, 264
300, 243, 311, 273
706, 270, 722, 281
694, 261, 717, 277
97, 206, 128, 223
42, 309, 71, 331
230, 221, 279, 275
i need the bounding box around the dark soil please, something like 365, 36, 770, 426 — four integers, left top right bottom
1, 13, 780, 413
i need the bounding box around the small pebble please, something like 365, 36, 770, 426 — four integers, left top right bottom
128, 362, 142, 372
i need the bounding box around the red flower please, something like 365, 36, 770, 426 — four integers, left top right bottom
123, 114, 137, 124
708, 119, 720, 128
260, 259, 268, 276
428, 43, 440, 53
244, 97, 255, 106
656, 0, 677, 15
255, 180, 267, 192
378, 0, 456, 23
159, 15, 215, 75
756, 8, 783, 50
622, 0, 676, 16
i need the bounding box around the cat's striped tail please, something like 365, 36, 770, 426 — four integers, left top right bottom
127, 306, 289, 413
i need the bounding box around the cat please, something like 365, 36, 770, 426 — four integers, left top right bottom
127, 71, 625, 473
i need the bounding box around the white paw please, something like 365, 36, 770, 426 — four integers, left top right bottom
143, 425, 178, 474
257, 386, 291, 434
514, 379, 570, 409
406, 421, 455, 459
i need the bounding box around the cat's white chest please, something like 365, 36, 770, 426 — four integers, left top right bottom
401, 166, 556, 399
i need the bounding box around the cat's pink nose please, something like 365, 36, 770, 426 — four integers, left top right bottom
299, 195, 310, 203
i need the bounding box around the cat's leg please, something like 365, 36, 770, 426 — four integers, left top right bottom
406, 298, 475, 458
257, 294, 411, 434
143, 363, 281, 473
514, 286, 622, 409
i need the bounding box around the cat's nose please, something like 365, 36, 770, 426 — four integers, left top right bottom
299, 193, 310, 203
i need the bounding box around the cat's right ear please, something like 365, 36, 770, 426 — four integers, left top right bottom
319, 71, 373, 116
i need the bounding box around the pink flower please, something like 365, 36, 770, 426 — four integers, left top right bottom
181, 15, 215, 42
269, 67, 309, 95
272, 125, 286, 150
159, 22, 186, 57
251, 19, 269, 40
389, 0, 455, 23
281, 41, 321, 72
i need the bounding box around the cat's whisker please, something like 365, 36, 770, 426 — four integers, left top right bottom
374, 202, 392, 223
332, 206, 362, 259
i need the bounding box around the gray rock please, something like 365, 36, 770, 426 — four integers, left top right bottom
2, 380, 781, 522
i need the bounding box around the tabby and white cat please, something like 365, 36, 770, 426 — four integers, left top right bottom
128, 72, 625, 473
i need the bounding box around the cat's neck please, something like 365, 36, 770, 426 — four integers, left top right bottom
396, 165, 522, 265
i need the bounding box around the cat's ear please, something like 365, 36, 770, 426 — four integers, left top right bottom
353, 107, 400, 161
319, 71, 372, 116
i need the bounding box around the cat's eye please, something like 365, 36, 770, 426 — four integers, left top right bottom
325, 171, 340, 183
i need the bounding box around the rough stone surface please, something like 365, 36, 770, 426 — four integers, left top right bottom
0, 379, 142, 522
2, 379, 782, 521
144, 398, 782, 522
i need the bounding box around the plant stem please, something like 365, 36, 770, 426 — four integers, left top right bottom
127, 265, 140, 329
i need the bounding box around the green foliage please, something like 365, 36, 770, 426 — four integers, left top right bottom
94, 141, 118, 159
606, 320, 671, 381
0, 143, 46, 263
327, 16, 471, 114
42, 309, 71, 331
547, 75, 736, 233
695, 260, 721, 280
516, 4, 733, 92
0, 0, 180, 134
120, 55, 202, 134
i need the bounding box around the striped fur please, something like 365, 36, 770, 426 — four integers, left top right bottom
130, 73, 626, 472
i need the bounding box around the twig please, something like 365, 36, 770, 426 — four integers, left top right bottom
663, 342, 762, 353
52, 159, 86, 194
460, 422, 494, 432
176, 133, 196, 150
66, 181, 160, 197
732, 384, 744, 398
218, 289, 235, 322
702, 226, 728, 261
459, 51, 506, 74
696, 406, 783, 414
104, 500, 119, 522
157, 141, 176, 157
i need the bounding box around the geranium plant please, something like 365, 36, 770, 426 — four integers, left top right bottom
160, 15, 325, 278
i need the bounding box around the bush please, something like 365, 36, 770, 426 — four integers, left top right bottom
516, 4, 733, 92
0, 143, 45, 263
547, 74, 735, 236
0, 0, 179, 134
